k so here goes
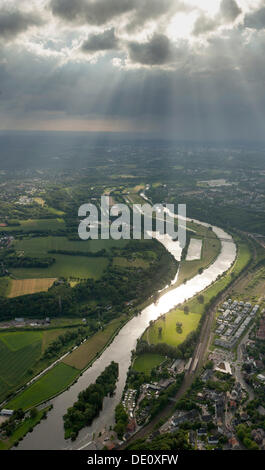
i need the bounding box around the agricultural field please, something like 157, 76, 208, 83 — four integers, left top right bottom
8, 278, 56, 298
10, 255, 108, 280
14, 236, 129, 256
143, 309, 201, 347
0, 328, 80, 403
7, 363, 79, 410
63, 315, 127, 370
132, 353, 165, 374
2, 218, 65, 232
0, 331, 43, 403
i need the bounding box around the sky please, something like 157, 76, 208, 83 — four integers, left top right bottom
1, 0, 265, 141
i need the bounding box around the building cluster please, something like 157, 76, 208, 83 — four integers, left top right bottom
214, 299, 259, 349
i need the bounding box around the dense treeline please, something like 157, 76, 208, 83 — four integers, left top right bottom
63, 362, 119, 440
47, 249, 107, 257
126, 429, 192, 450
6, 256, 55, 268
43, 326, 90, 359
114, 403, 129, 439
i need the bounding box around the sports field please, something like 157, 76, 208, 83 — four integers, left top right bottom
7, 363, 79, 410
8, 278, 56, 298
132, 353, 165, 374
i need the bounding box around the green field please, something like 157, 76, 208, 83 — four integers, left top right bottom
7, 363, 79, 410
0, 328, 80, 402
14, 236, 129, 256
143, 310, 201, 347
2, 219, 65, 232
132, 353, 165, 374
11, 254, 108, 279
0, 331, 42, 402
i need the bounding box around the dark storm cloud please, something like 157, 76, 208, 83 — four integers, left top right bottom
49, 0, 185, 30
0, 8, 42, 40
220, 0, 242, 22
50, 0, 135, 25
127, 34, 173, 66
244, 6, 265, 30
81, 28, 119, 53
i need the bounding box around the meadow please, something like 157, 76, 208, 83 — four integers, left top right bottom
10, 255, 108, 280
132, 353, 165, 374
143, 310, 201, 347
14, 236, 129, 256
2, 218, 65, 232
7, 363, 79, 410
0, 331, 43, 402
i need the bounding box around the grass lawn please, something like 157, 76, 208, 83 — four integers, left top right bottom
8, 278, 56, 298
63, 315, 127, 370
10, 255, 108, 279
143, 309, 201, 347
0, 406, 51, 450
7, 363, 79, 410
132, 353, 165, 374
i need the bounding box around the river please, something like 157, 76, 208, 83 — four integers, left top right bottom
18, 217, 236, 450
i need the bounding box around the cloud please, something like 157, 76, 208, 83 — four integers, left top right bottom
219, 0, 242, 23
50, 0, 136, 25
0, 8, 43, 40
127, 33, 174, 66
81, 28, 119, 53
193, 14, 219, 36
193, 0, 241, 36
244, 6, 265, 30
